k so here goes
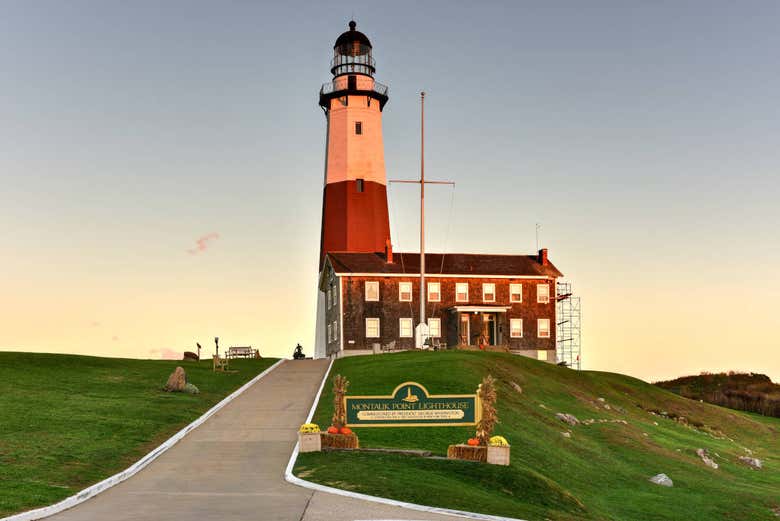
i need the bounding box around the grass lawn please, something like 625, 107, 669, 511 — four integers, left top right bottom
295, 351, 780, 521
0, 352, 278, 517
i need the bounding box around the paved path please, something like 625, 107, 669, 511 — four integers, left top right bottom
51, 359, 466, 521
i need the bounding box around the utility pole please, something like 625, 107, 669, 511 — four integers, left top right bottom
389, 92, 454, 348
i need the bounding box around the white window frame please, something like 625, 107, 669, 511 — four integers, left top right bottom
399, 318, 413, 338
427, 281, 441, 302
510, 318, 523, 338
331, 282, 337, 308
326, 286, 332, 309
366, 318, 380, 338
333, 320, 338, 342
428, 317, 441, 338
399, 281, 413, 302
327, 323, 332, 342
455, 282, 469, 302
538, 318, 550, 338
510, 283, 523, 303
365, 281, 379, 302
483, 283, 496, 303
537, 283, 550, 304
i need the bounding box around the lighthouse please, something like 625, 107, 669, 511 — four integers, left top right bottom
314, 21, 392, 358
318, 21, 391, 266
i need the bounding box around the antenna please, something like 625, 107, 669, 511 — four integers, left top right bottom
536, 223, 541, 251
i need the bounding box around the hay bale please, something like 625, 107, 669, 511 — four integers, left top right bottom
447, 444, 486, 462
321, 433, 359, 449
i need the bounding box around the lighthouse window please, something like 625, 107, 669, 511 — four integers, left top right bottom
356, 178, 364, 192
355, 121, 363, 135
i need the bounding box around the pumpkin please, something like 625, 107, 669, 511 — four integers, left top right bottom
339, 427, 352, 435
327, 426, 339, 434
467, 437, 480, 446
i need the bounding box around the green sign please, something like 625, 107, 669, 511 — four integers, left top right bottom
345, 382, 480, 427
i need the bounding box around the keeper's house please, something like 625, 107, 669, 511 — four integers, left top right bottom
320, 247, 562, 361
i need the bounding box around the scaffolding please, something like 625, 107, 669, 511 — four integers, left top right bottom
556, 282, 581, 369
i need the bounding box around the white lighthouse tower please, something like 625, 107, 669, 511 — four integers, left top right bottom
314, 21, 392, 358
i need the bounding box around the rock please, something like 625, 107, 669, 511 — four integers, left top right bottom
604, 404, 612, 410
539, 403, 548, 410
738, 456, 762, 469
561, 431, 571, 438
164, 366, 187, 392
183, 351, 199, 361
597, 397, 606, 402
510, 381, 523, 394
696, 448, 718, 469
183, 382, 200, 394
556, 413, 580, 426
649, 473, 673, 487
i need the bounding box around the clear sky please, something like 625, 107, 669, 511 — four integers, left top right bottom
1, 1, 778, 382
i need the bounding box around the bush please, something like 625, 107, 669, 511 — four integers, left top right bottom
183, 383, 200, 395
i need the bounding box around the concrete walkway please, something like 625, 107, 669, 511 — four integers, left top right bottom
51, 359, 466, 521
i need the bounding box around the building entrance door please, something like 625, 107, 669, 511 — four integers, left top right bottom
459, 313, 470, 346
482, 313, 497, 346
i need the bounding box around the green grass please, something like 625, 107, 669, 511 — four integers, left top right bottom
295, 351, 780, 521
0, 352, 278, 517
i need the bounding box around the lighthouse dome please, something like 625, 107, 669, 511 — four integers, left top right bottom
331, 21, 375, 77
334, 20, 372, 49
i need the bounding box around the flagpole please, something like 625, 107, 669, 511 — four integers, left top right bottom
419, 91, 426, 339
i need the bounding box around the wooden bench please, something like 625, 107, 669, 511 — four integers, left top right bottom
227, 346, 259, 359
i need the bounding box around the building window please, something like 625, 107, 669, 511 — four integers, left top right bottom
327, 323, 332, 342
355, 121, 363, 135
356, 178, 364, 192
537, 283, 550, 304
537, 350, 547, 361
365, 281, 379, 301
455, 282, 468, 302
427, 282, 440, 302
399, 281, 412, 302
366, 318, 380, 338
538, 318, 550, 338
510, 283, 522, 303
483, 283, 496, 302
333, 320, 338, 342
326, 286, 332, 309
510, 318, 523, 338
428, 318, 441, 338
399, 318, 413, 338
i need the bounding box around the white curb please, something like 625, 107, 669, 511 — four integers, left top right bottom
4, 358, 286, 521
283, 359, 527, 521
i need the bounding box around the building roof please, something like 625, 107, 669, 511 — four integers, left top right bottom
326, 252, 563, 278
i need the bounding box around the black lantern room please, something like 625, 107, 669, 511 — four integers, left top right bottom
331, 21, 375, 77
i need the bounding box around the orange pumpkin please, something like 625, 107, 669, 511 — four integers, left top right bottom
467, 438, 480, 446
339, 427, 353, 435
327, 426, 339, 434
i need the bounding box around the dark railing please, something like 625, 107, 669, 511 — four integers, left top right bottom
320, 80, 389, 97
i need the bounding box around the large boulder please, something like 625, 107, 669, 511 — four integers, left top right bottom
649, 473, 673, 487
164, 366, 187, 392
183, 351, 199, 361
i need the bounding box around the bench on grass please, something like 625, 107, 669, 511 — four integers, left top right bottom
227, 346, 259, 359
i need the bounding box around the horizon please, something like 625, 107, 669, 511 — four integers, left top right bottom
2, 1, 779, 382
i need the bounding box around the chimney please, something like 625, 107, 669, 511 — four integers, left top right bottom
538, 248, 548, 266
385, 239, 394, 264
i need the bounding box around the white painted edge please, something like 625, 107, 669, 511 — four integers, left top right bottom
3, 358, 287, 521
283, 360, 528, 521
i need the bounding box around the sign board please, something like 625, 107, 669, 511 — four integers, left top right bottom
345, 382, 480, 427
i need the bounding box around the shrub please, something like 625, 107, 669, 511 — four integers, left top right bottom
183, 383, 199, 395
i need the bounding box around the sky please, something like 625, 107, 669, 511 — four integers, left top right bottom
1, 1, 778, 382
